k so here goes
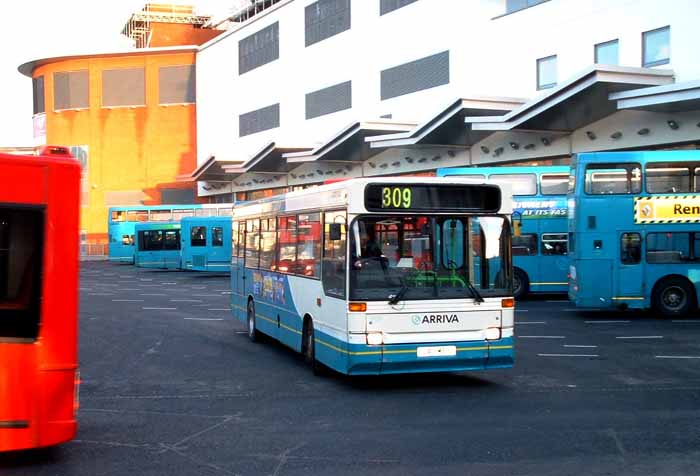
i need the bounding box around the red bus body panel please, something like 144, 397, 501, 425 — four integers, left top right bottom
0, 151, 80, 452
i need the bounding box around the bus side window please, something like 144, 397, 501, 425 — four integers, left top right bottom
259, 218, 277, 270
191, 226, 207, 247
621, 233, 642, 264
512, 234, 537, 256
245, 219, 260, 269
212, 226, 224, 247
297, 213, 321, 278
277, 216, 297, 273
322, 211, 347, 298
232, 221, 239, 258
541, 233, 568, 255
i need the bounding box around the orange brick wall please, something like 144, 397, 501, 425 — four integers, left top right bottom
34, 51, 199, 245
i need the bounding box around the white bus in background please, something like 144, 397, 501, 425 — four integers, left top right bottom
230, 177, 515, 375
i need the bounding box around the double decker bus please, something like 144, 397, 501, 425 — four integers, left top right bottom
108, 204, 232, 264
230, 177, 514, 375
180, 216, 232, 272
568, 150, 700, 316
438, 166, 569, 298
1, 147, 80, 452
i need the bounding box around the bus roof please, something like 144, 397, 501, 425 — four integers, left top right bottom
180, 215, 232, 225
438, 165, 569, 176
232, 176, 513, 218
576, 150, 700, 164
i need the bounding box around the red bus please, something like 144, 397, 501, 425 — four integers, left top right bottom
0, 146, 80, 452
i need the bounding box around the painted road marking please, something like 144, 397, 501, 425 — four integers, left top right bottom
515, 309, 529, 312
585, 320, 631, 324
139, 278, 153, 282
112, 299, 144, 302
545, 300, 567, 303
221, 292, 232, 295
140, 293, 167, 297
616, 336, 663, 340
235, 331, 248, 334
142, 307, 177, 310
170, 299, 203, 303
184, 318, 224, 321
118, 288, 141, 291
655, 355, 700, 359
538, 353, 599, 358
208, 308, 230, 311
516, 321, 547, 325
519, 335, 565, 339
564, 345, 598, 348
88, 293, 114, 296
162, 282, 177, 285
192, 294, 221, 297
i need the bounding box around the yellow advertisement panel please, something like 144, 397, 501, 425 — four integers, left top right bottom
635, 196, 700, 224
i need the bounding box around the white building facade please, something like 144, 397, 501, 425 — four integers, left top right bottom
194, 0, 700, 199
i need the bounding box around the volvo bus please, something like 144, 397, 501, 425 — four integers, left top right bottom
108, 203, 232, 264
231, 177, 515, 375
438, 166, 569, 298
180, 216, 232, 272
1, 146, 80, 451
568, 150, 700, 316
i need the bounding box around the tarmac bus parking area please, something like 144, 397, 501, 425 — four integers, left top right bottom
2, 262, 700, 476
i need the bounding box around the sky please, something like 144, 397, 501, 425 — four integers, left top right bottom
0, 0, 227, 147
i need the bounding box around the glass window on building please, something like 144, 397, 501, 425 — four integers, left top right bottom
102, 68, 145, 107
506, 0, 548, 14
54, 70, 89, 110
595, 39, 619, 65
305, 0, 351, 47
646, 163, 691, 193
159, 65, 195, 105
536, 55, 557, 90
643, 26, 670, 67
33, 76, 45, 115
380, 0, 419, 15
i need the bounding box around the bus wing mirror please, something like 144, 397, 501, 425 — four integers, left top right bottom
329, 223, 342, 241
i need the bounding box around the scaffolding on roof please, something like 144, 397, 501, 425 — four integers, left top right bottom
122, 4, 212, 48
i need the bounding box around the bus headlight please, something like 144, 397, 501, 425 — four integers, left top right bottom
366, 332, 384, 346
485, 327, 501, 341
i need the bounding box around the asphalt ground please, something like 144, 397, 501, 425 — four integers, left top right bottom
2, 261, 700, 475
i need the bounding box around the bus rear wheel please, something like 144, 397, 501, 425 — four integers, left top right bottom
303, 318, 323, 375
513, 268, 529, 300
247, 300, 259, 342
653, 277, 696, 317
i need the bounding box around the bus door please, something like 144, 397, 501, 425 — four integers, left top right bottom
616, 232, 644, 298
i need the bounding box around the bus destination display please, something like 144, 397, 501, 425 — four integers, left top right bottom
364, 184, 501, 212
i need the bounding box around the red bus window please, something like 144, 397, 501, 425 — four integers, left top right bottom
0, 207, 44, 340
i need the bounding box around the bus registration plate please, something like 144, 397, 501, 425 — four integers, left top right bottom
417, 345, 456, 358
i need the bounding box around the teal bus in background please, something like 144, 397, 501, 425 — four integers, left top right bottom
438, 166, 569, 298
108, 204, 233, 264
134, 222, 182, 269
568, 150, 700, 316
180, 216, 232, 273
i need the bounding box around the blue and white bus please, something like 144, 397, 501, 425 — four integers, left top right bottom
108, 204, 232, 264
180, 216, 232, 273
438, 166, 569, 298
230, 177, 515, 375
134, 222, 182, 270
568, 150, 700, 316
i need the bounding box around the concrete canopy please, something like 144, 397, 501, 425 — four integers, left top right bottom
284, 120, 416, 164
189, 156, 242, 182
366, 96, 525, 149
467, 65, 675, 132
610, 80, 700, 113
222, 142, 312, 176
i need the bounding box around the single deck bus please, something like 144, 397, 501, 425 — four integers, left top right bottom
180, 216, 232, 272
438, 166, 569, 298
134, 222, 182, 269
230, 177, 515, 375
108, 204, 233, 264
568, 150, 700, 316
0, 146, 80, 452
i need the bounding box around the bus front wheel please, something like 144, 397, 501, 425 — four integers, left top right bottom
247, 300, 259, 342
303, 318, 323, 376
513, 268, 529, 300
653, 277, 696, 317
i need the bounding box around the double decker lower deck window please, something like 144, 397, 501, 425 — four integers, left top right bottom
0, 207, 44, 339
512, 234, 537, 256
647, 232, 696, 263
541, 233, 567, 255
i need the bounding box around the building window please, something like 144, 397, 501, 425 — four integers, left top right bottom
239, 22, 279, 75
505, 0, 548, 14
306, 80, 352, 120
595, 39, 619, 65
381, 50, 449, 101
239, 103, 280, 137
380, 0, 418, 15
621, 233, 641, 264
643, 26, 670, 67
159, 65, 195, 104
305, 0, 351, 47
102, 68, 145, 107
54, 70, 89, 110
32, 76, 45, 115
536, 55, 557, 90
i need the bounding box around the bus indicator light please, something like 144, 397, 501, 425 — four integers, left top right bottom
501, 298, 515, 308
348, 302, 367, 312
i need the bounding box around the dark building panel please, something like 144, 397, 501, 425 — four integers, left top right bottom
381, 50, 449, 101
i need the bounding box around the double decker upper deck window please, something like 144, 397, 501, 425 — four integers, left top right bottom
585, 164, 641, 195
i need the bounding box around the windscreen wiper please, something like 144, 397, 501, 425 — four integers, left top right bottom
465, 280, 485, 303
388, 284, 409, 305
